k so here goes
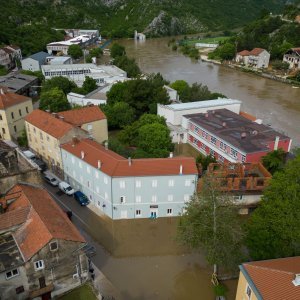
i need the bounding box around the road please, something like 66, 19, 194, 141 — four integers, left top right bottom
43, 183, 122, 299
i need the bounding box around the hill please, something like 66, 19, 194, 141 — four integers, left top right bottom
0, 0, 287, 55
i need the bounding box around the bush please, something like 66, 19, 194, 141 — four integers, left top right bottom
272, 60, 289, 71
213, 284, 228, 297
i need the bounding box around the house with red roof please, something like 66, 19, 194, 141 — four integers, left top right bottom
236, 257, 300, 300
236, 48, 270, 68
0, 183, 88, 300
61, 138, 198, 219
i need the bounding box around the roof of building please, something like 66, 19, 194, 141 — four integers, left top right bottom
47, 35, 91, 47
160, 99, 241, 112
58, 105, 106, 126
237, 50, 251, 56
184, 109, 290, 153
240, 257, 300, 300
239, 111, 257, 122
62, 138, 198, 177
249, 48, 266, 56
49, 56, 71, 65
25, 109, 74, 139
25, 51, 49, 65
291, 48, 300, 55
0, 91, 31, 109
0, 73, 37, 93
3, 184, 85, 261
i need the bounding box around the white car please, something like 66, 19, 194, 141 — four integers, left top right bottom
58, 181, 75, 196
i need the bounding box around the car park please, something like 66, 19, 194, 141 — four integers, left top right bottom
74, 191, 90, 206
44, 173, 59, 186
58, 181, 75, 196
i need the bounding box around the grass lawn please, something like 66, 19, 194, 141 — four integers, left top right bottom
183, 36, 230, 46
58, 284, 98, 300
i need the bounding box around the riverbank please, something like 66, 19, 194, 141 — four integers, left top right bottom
200, 54, 300, 87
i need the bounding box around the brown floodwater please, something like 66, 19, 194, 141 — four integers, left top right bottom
118, 37, 300, 146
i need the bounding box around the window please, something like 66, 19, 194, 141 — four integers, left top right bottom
168, 194, 173, 202
168, 179, 174, 187
136, 180, 141, 188
49, 241, 58, 251
33, 127, 36, 133
34, 260, 44, 271
2, 127, 5, 134
152, 180, 157, 187
19, 109, 22, 116
87, 166, 90, 173
136, 209, 141, 216
120, 196, 126, 203
26, 106, 29, 113
185, 180, 191, 187
230, 148, 238, 158
14, 125, 17, 133
5, 268, 19, 280
202, 131, 207, 138
16, 286, 25, 294
11, 112, 14, 119
136, 195, 141, 203
167, 208, 173, 215
211, 136, 216, 145
151, 195, 157, 203
46, 135, 50, 142
119, 181, 125, 189
0, 114, 2, 120
246, 285, 252, 299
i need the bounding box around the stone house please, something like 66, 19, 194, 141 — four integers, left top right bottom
25, 109, 88, 175
0, 90, 33, 141
283, 48, 300, 70
0, 183, 88, 300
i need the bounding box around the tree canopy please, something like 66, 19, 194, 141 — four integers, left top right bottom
110, 43, 126, 58
113, 55, 141, 78
262, 149, 287, 174
39, 87, 71, 112
42, 76, 77, 95
67, 44, 83, 59
245, 154, 300, 260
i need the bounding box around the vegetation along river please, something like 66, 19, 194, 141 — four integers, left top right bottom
119, 37, 300, 147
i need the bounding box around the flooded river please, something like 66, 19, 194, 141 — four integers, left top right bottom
118, 38, 300, 146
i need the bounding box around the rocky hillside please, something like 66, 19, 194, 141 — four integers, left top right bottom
0, 0, 288, 54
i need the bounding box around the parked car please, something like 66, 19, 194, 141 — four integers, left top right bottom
44, 173, 59, 186
58, 181, 75, 196
74, 191, 90, 206
31, 157, 47, 171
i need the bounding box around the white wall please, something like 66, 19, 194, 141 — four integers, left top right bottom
21, 58, 40, 71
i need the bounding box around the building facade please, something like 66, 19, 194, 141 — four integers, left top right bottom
0, 91, 33, 141
21, 52, 49, 72
183, 109, 292, 164
25, 110, 87, 174
283, 48, 300, 70
61, 138, 198, 220
41, 64, 127, 87
0, 184, 88, 300
236, 48, 270, 68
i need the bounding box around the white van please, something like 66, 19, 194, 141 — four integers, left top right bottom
59, 181, 75, 196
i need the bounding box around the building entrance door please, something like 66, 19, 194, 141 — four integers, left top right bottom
150, 209, 158, 219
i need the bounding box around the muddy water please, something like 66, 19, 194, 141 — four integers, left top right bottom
82, 208, 237, 300
118, 38, 300, 146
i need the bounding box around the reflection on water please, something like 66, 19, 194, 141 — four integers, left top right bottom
119, 37, 300, 146
82, 207, 237, 300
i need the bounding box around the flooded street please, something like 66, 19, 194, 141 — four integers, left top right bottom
118, 38, 300, 146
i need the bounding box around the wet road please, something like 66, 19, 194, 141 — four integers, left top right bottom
118, 37, 300, 146
44, 183, 237, 300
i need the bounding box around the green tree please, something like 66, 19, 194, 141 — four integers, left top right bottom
177, 174, 244, 272
82, 76, 97, 94
110, 43, 126, 58
114, 55, 141, 78
89, 47, 103, 58
102, 102, 135, 129
196, 154, 217, 171
39, 87, 70, 112
217, 43, 236, 60
245, 155, 300, 260
0, 65, 8, 76
67, 44, 83, 59
170, 80, 190, 99
42, 76, 77, 95
262, 149, 287, 174
136, 123, 173, 158
17, 129, 28, 147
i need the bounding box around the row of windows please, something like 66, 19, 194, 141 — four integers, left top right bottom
135, 208, 173, 216
9, 107, 30, 120
44, 69, 91, 76
120, 194, 191, 203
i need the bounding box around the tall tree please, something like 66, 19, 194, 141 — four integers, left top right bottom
42, 76, 77, 95
245, 154, 300, 260
39, 87, 70, 112
177, 174, 244, 272
82, 76, 97, 94
67, 44, 83, 59
262, 149, 287, 174
110, 43, 126, 58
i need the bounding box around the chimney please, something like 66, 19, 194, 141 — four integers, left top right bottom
205, 113, 209, 118
241, 132, 247, 139
292, 274, 300, 286
222, 122, 226, 127
274, 136, 280, 150
169, 152, 173, 158
52, 112, 58, 118
128, 157, 132, 166
81, 151, 85, 159
59, 115, 64, 120
72, 136, 79, 147
97, 160, 102, 169
179, 164, 183, 175
104, 141, 108, 150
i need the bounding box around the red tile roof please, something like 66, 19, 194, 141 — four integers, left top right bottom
25, 109, 74, 139
237, 50, 250, 56
58, 105, 106, 126
249, 48, 265, 56
0, 92, 31, 109
62, 138, 198, 177
0, 206, 30, 231
4, 184, 85, 261
242, 257, 300, 300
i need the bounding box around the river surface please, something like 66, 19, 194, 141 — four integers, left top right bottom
118, 38, 300, 146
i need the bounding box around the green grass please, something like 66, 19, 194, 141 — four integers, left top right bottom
58, 284, 98, 300
182, 36, 230, 46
